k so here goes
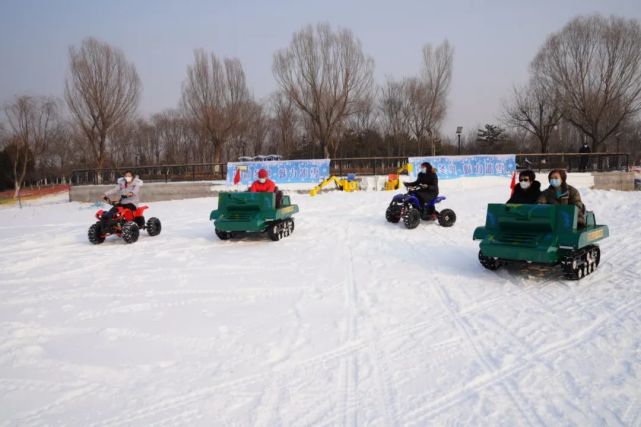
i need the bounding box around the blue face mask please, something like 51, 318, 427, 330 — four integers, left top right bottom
549, 178, 562, 188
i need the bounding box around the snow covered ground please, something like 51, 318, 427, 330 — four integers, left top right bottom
1, 178, 640, 426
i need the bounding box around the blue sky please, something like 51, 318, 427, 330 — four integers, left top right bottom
1, 0, 640, 139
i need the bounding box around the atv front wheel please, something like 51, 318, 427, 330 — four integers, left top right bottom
146, 217, 162, 236
438, 209, 456, 227
88, 223, 105, 244
215, 228, 233, 240
403, 208, 421, 229
121, 222, 140, 244
385, 206, 401, 223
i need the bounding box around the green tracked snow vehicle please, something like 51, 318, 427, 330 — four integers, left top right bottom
210, 192, 299, 241
473, 203, 609, 280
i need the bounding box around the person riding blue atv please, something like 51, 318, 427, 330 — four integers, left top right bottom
385, 162, 456, 229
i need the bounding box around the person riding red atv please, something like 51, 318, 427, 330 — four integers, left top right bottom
88, 197, 162, 244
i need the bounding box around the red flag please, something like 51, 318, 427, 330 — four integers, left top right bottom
509, 171, 517, 195
233, 168, 241, 185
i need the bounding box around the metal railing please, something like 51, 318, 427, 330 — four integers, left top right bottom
71, 163, 227, 185
514, 153, 630, 173
70, 153, 631, 185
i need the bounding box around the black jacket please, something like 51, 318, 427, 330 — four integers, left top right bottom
406, 171, 439, 194
507, 180, 541, 204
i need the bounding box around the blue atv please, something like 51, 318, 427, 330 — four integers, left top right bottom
385, 185, 456, 229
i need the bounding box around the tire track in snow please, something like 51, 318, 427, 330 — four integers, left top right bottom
402, 291, 641, 425
336, 228, 358, 427
431, 281, 545, 427
2, 383, 103, 427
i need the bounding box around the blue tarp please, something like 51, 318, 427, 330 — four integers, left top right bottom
408, 155, 516, 180
226, 159, 330, 185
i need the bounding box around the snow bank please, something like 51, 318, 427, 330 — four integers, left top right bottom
0, 180, 640, 425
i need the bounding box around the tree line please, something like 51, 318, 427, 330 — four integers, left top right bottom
2, 15, 641, 195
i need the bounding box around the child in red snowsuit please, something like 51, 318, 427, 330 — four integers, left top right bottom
249, 169, 276, 192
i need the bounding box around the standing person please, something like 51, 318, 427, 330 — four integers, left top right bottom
403, 162, 439, 216
537, 169, 586, 226
249, 169, 276, 193
579, 141, 591, 172
507, 170, 541, 204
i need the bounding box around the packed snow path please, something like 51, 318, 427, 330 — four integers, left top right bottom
1, 180, 640, 426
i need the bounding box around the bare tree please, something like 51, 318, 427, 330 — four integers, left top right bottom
379, 79, 409, 156
273, 23, 374, 158
400, 40, 453, 156
502, 80, 563, 153
151, 110, 196, 164
65, 37, 141, 173
3, 96, 59, 203
181, 50, 250, 163
532, 14, 641, 151
246, 101, 270, 156
270, 91, 301, 158
402, 77, 431, 154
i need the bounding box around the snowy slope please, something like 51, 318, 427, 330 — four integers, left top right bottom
0, 179, 640, 426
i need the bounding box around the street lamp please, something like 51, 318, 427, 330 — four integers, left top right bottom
456, 126, 463, 155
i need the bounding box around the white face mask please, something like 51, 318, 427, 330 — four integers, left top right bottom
519, 181, 531, 190
420, 168, 427, 174
259, 178, 266, 184
549, 178, 562, 188
125, 176, 133, 183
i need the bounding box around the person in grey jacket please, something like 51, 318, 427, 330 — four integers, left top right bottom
103, 170, 143, 214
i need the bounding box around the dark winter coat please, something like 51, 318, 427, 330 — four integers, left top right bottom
405, 171, 439, 194
579, 144, 591, 154
537, 184, 586, 225
507, 180, 542, 204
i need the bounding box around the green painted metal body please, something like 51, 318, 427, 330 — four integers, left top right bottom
473, 204, 609, 264
210, 192, 299, 232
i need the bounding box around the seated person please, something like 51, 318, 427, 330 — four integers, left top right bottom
249, 169, 276, 193
101, 170, 143, 227
537, 168, 586, 226
507, 170, 541, 204
103, 170, 142, 211
403, 162, 439, 215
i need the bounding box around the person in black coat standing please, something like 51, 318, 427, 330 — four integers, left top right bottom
507, 170, 541, 204
579, 142, 591, 171
403, 162, 439, 214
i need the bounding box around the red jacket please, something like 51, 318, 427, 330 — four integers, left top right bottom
249, 179, 276, 193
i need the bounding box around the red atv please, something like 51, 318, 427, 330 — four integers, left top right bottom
88, 199, 161, 244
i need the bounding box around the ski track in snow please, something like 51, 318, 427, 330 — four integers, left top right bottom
0, 180, 640, 426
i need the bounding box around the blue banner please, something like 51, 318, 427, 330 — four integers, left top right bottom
226, 159, 330, 185
408, 155, 516, 180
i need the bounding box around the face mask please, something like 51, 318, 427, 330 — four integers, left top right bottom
125, 176, 133, 183
259, 178, 266, 184
519, 181, 531, 190
420, 168, 427, 174
549, 178, 561, 188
